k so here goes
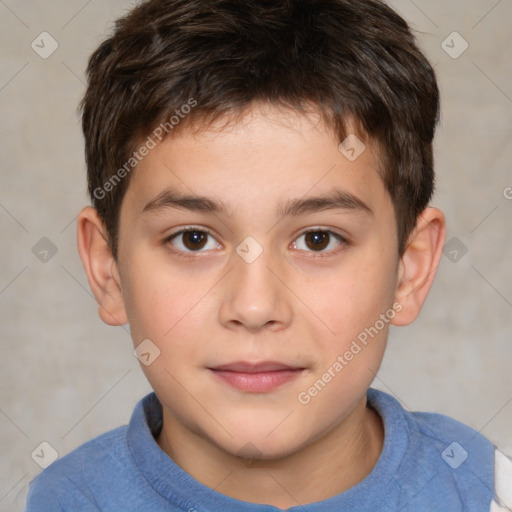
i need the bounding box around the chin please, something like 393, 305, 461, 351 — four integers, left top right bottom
208, 419, 313, 462
224, 437, 307, 463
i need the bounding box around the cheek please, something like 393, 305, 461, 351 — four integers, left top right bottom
313, 252, 396, 324
296, 269, 394, 420
303, 250, 397, 363
120, 250, 207, 344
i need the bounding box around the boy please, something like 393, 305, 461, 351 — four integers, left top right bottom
25, 0, 511, 510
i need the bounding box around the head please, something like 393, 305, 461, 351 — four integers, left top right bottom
77, 0, 445, 460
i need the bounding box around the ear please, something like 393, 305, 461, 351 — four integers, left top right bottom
76, 206, 128, 326
391, 207, 446, 326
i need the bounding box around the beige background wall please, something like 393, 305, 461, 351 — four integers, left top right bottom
1, 0, 511, 509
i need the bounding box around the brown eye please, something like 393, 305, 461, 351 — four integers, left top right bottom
304, 231, 330, 251
167, 228, 220, 253
182, 230, 208, 250
293, 230, 345, 253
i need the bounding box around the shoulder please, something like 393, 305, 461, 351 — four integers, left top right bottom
408, 408, 496, 492
407, 407, 495, 474
25, 426, 131, 511
368, 387, 495, 459
367, 388, 498, 510
38, 424, 129, 477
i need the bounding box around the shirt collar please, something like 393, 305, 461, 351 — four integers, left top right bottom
126, 388, 407, 511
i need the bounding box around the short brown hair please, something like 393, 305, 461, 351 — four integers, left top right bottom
80, 0, 439, 258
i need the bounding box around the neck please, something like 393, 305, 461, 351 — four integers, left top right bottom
157, 396, 384, 508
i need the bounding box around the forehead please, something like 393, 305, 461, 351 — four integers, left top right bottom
121, 104, 391, 222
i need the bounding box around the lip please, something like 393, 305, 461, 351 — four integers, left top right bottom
208, 361, 305, 392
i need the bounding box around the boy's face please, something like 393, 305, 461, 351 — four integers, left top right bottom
114, 105, 402, 458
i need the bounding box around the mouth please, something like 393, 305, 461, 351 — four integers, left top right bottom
208, 361, 305, 393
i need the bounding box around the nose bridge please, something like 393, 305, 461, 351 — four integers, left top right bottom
220, 236, 292, 330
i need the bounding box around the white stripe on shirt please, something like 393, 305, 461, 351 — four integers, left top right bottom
490, 449, 512, 511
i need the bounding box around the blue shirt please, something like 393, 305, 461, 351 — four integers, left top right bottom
25, 389, 506, 511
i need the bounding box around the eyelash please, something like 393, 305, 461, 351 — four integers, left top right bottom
164, 225, 348, 259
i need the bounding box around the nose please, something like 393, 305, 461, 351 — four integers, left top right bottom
218, 245, 293, 333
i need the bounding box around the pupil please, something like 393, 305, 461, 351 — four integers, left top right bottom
306, 231, 329, 251
184, 231, 207, 250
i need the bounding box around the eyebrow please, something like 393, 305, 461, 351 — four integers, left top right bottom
142, 187, 373, 218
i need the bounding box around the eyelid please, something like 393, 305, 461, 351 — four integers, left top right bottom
166, 225, 215, 239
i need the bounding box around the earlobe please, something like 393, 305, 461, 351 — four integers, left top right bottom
76, 206, 128, 326
391, 207, 446, 326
